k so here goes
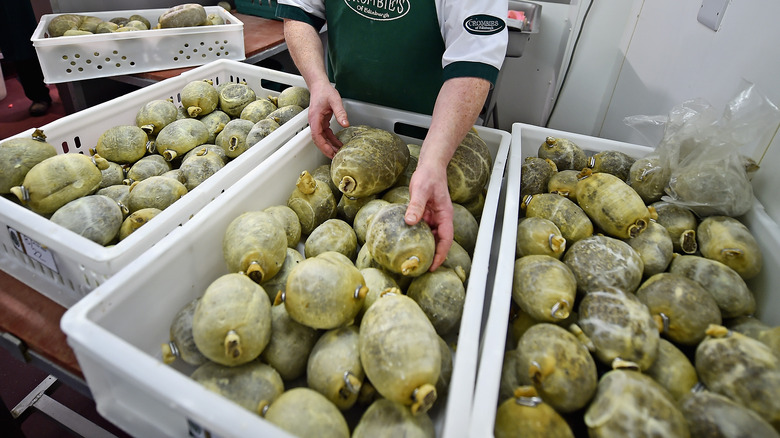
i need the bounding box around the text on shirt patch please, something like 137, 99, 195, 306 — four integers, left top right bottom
344, 0, 410, 21
464, 14, 506, 35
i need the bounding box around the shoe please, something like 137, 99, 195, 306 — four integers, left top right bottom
29, 100, 51, 117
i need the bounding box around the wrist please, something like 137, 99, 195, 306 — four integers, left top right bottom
309, 78, 334, 94
416, 150, 451, 176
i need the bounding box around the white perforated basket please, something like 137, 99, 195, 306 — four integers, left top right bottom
0, 59, 308, 307
61, 100, 511, 438
31, 6, 245, 83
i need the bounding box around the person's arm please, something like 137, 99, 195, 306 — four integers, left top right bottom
405, 76, 491, 271
405, 2, 506, 271
283, 19, 349, 158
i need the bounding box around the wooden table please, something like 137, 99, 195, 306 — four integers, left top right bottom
0, 270, 82, 383
58, 12, 288, 113
0, 269, 132, 436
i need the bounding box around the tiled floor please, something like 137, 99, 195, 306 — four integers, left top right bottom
1, 67, 131, 438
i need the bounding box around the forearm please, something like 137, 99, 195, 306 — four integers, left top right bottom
418, 77, 491, 172
283, 18, 348, 157
282, 19, 331, 92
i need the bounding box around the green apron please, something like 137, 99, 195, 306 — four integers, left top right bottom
326, 1, 445, 115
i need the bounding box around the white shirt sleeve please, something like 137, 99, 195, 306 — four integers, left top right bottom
277, 0, 326, 21
439, 0, 509, 71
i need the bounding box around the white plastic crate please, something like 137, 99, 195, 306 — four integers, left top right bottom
468, 122, 780, 437
60, 100, 511, 438
31, 6, 244, 83
0, 59, 308, 308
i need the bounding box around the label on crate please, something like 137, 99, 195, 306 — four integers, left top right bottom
7, 226, 59, 273
187, 418, 221, 438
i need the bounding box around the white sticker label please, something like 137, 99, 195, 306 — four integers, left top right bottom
7, 226, 58, 273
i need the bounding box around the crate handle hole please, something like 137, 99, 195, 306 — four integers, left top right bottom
261, 79, 290, 93
394, 122, 429, 141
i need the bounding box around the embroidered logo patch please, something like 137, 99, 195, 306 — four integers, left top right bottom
464, 14, 506, 35
344, 0, 410, 21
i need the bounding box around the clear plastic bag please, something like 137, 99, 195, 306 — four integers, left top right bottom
624, 82, 780, 217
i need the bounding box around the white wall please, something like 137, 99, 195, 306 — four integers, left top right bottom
543, 0, 780, 226
543, 0, 641, 135
527, 0, 780, 323
494, 1, 582, 128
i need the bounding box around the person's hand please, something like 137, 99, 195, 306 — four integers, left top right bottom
307, 82, 350, 159
405, 163, 454, 271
